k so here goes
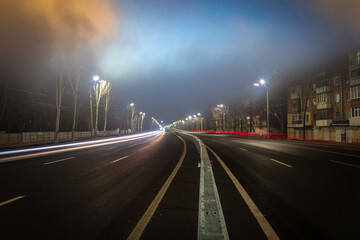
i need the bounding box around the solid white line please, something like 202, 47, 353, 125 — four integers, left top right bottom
110, 156, 129, 164
239, 147, 248, 152
127, 134, 187, 240
206, 146, 280, 240
330, 160, 360, 169
270, 159, 292, 168
43, 157, 75, 165
0, 195, 26, 207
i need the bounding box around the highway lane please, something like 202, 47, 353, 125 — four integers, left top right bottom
194, 132, 360, 239
0, 131, 186, 240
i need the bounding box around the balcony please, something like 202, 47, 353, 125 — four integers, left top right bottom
315, 86, 331, 94
317, 102, 331, 110
350, 117, 360, 126
316, 119, 332, 127
350, 77, 360, 86
290, 92, 302, 99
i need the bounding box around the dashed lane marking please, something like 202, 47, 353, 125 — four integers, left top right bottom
206, 146, 280, 240
239, 147, 248, 152
43, 157, 75, 165
0, 195, 26, 207
330, 160, 360, 169
107, 147, 116, 150
270, 159, 292, 168
110, 156, 129, 164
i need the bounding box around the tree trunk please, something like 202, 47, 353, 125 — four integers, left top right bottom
71, 74, 80, 141
89, 89, 94, 138
55, 72, 66, 143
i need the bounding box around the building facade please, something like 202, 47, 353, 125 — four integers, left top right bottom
287, 53, 360, 143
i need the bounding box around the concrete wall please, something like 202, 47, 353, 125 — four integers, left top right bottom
0, 129, 120, 147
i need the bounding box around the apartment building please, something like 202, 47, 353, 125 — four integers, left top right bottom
287, 55, 355, 142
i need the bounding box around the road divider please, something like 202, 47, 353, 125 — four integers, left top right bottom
176, 131, 229, 240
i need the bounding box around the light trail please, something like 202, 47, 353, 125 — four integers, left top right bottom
0, 131, 162, 163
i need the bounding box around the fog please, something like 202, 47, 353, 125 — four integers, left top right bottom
2, 0, 360, 123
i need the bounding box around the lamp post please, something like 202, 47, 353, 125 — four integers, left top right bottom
254, 78, 269, 138
217, 104, 226, 130
129, 103, 135, 133
141, 112, 146, 132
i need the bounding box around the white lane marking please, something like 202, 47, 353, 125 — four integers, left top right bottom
206, 146, 280, 240
107, 147, 116, 150
43, 157, 75, 165
127, 134, 187, 240
110, 156, 129, 164
0, 195, 26, 207
239, 147, 248, 152
330, 160, 360, 169
270, 159, 292, 168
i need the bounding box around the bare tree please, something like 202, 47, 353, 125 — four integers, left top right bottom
301, 75, 315, 140
69, 72, 80, 141
267, 103, 286, 132
89, 87, 94, 138
94, 80, 111, 137
103, 86, 112, 132
55, 72, 68, 143
0, 86, 6, 125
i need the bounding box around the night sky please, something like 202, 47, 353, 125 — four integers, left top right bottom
2, 0, 360, 124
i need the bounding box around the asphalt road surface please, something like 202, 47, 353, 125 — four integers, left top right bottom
1, 131, 359, 239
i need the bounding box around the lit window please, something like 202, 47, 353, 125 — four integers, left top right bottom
335, 94, 340, 103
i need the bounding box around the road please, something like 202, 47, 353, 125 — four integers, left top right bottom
194, 132, 360, 239
1, 130, 359, 239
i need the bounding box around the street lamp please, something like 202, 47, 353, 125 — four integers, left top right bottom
93, 75, 100, 81
141, 112, 146, 132
129, 103, 135, 132
254, 78, 269, 138
217, 104, 226, 130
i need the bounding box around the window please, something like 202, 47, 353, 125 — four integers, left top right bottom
350, 86, 360, 99
352, 106, 360, 118
317, 110, 332, 120
335, 93, 340, 103
346, 111, 351, 120
333, 76, 340, 85
346, 91, 350, 100
316, 93, 331, 104
346, 74, 350, 83
292, 113, 302, 121
335, 112, 340, 121
306, 114, 309, 122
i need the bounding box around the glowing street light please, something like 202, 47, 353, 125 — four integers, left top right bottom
254, 78, 269, 138
93, 75, 100, 81
197, 113, 201, 116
